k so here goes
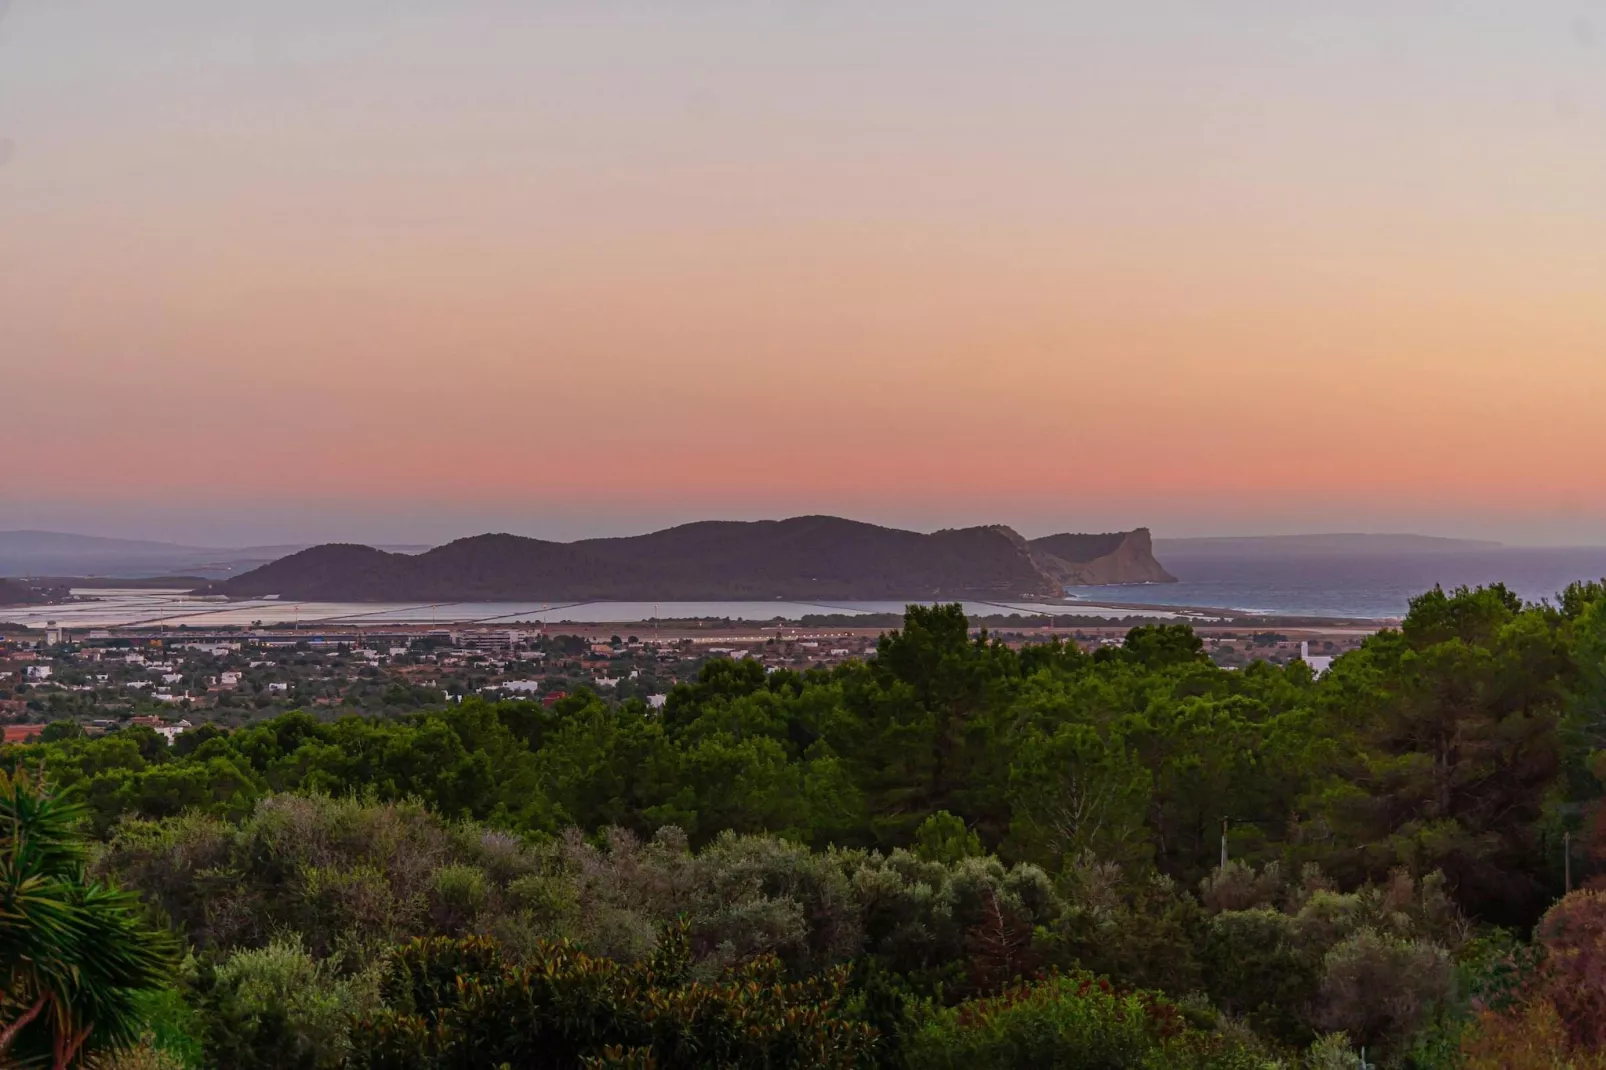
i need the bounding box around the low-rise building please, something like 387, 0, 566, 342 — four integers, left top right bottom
155, 719, 192, 744
1299, 642, 1334, 677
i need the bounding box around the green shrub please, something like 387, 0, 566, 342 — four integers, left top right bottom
914, 811, 984, 865
201, 934, 385, 1069
350, 928, 879, 1069
1199, 908, 1320, 1044
426, 863, 488, 931
904, 972, 1272, 1070
1312, 928, 1454, 1064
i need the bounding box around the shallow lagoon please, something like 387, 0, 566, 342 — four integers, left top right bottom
6, 591, 1194, 629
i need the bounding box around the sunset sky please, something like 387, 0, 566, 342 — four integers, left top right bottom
3, 2, 1605, 546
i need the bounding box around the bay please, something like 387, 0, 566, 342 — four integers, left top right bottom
1073, 547, 1606, 620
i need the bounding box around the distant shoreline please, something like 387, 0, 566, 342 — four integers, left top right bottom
0, 587, 1397, 634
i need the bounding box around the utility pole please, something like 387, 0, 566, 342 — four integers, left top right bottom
1566, 830, 1573, 894
1220, 817, 1229, 869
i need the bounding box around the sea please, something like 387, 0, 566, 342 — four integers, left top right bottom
7, 548, 1606, 629
1072, 547, 1606, 621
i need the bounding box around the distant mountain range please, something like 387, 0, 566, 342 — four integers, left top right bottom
1154, 533, 1505, 557
202, 518, 1176, 602
0, 531, 429, 580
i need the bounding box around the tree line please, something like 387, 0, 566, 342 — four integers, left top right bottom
5, 582, 1606, 1066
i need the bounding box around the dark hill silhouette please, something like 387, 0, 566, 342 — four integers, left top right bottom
1030, 529, 1177, 586
0, 578, 68, 606
202, 517, 1174, 601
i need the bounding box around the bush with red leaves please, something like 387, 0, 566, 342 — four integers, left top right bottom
1536, 890, 1606, 1053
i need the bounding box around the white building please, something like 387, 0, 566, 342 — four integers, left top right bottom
25, 665, 52, 681
155, 719, 192, 744
1299, 642, 1334, 677
461, 632, 526, 653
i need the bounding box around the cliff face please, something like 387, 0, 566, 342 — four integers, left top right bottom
1029, 528, 1177, 587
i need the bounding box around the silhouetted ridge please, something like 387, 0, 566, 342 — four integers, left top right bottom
203, 518, 1175, 601
0, 578, 59, 606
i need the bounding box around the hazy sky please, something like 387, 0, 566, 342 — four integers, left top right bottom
3, 2, 1605, 546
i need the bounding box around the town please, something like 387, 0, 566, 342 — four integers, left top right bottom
0, 615, 1360, 744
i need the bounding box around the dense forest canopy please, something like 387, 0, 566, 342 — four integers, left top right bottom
7, 581, 1606, 1067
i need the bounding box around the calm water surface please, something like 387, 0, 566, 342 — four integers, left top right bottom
1074, 548, 1606, 620
6, 593, 1187, 629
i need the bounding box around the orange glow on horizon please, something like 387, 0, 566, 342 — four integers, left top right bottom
2, 3, 1604, 542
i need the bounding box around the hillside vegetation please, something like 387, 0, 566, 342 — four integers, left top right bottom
5, 582, 1606, 1066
